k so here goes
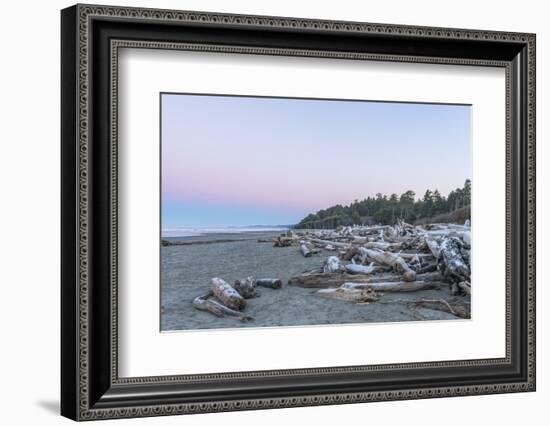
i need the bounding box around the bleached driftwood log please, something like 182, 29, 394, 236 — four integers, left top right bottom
323, 256, 344, 273
362, 248, 416, 282
317, 286, 379, 303
344, 263, 375, 275
256, 278, 282, 289
338, 280, 442, 292
300, 242, 312, 257
288, 271, 445, 288
438, 237, 470, 282
425, 237, 441, 258
233, 277, 258, 299
211, 277, 246, 310
193, 291, 253, 321
310, 238, 351, 249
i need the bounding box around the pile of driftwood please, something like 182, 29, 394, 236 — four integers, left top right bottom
192, 220, 471, 321
193, 277, 282, 321
285, 220, 471, 318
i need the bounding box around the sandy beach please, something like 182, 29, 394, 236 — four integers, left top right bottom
161, 231, 465, 331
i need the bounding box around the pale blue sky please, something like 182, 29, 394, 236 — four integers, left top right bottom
162, 94, 471, 227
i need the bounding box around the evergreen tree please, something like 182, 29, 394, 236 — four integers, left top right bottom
294, 181, 471, 229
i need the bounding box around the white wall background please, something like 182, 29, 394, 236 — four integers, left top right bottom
0, 0, 546, 424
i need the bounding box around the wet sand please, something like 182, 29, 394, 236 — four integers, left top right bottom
161, 231, 466, 331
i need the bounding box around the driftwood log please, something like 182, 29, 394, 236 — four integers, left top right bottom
256, 278, 283, 289
211, 277, 246, 310
300, 243, 312, 257
342, 246, 363, 262
288, 271, 446, 288
458, 280, 471, 295
339, 280, 443, 292
438, 237, 470, 282
233, 277, 258, 299
273, 236, 293, 247
317, 287, 380, 303
362, 248, 416, 282
193, 291, 253, 321
363, 241, 404, 251
323, 256, 344, 273
310, 238, 350, 249
344, 263, 375, 275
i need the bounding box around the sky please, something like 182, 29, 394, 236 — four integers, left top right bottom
161, 93, 471, 228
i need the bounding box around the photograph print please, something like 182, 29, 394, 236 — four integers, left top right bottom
160, 93, 472, 332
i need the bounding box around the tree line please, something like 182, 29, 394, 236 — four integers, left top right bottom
295, 179, 471, 229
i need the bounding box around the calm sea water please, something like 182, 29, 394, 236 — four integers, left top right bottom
162, 226, 290, 238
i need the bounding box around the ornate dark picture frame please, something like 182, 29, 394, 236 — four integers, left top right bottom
61, 4, 536, 421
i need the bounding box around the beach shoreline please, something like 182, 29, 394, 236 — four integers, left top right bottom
160, 230, 466, 332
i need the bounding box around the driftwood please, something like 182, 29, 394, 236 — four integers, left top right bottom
317, 286, 380, 303
211, 277, 246, 310
273, 236, 292, 247
233, 277, 258, 299
415, 263, 439, 274
288, 272, 368, 288
363, 241, 404, 251
405, 298, 470, 319
458, 280, 471, 295
256, 278, 283, 289
397, 253, 434, 260
438, 237, 470, 282
300, 243, 312, 257
323, 256, 344, 273
288, 271, 446, 288
339, 280, 443, 292
362, 248, 416, 282
192, 291, 253, 321
344, 263, 375, 275
310, 238, 351, 249
342, 246, 363, 261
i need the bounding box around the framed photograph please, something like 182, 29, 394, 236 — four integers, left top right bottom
61, 4, 536, 421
